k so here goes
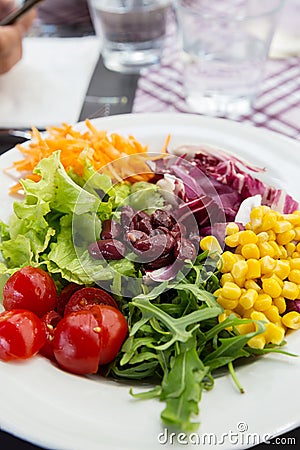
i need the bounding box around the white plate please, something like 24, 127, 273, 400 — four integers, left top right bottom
1, 113, 300, 450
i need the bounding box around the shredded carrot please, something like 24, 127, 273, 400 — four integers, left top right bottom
7, 119, 169, 196
162, 134, 171, 153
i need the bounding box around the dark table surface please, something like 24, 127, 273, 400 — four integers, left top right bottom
0, 26, 299, 450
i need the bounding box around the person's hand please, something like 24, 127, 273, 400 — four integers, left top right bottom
0, 1, 36, 75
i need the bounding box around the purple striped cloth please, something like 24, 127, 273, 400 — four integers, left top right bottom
133, 15, 300, 141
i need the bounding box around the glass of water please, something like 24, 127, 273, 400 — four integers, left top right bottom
175, 0, 284, 116
88, 0, 171, 73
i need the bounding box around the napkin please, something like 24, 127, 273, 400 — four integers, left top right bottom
0, 36, 101, 128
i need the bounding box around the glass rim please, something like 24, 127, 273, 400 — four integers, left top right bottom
174, 0, 284, 21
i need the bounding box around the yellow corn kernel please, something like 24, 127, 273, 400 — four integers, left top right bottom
235, 322, 256, 335
234, 304, 246, 316
279, 245, 288, 259
258, 241, 275, 258
247, 335, 266, 349
241, 243, 260, 260
286, 242, 296, 257
251, 310, 269, 322
264, 323, 285, 345
213, 288, 222, 297
273, 220, 292, 234
262, 278, 282, 298
216, 295, 239, 310
292, 251, 300, 258
218, 310, 240, 331
200, 235, 222, 253
222, 282, 241, 300
231, 260, 248, 286
283, 213, 300, 226
268, 241, 282, 258
262, 206, 272, 213
261, 273, 284, 287
254, 293, 273, 311
244, 280, 261, 292
273, 296, 286, 314
288, 269, 300, 284
239, 288, 258, 310
257, 231, 269, 243
238, 230, 258, 246
249, 206, 264, 229
282, 311, 300, 330
225, 222, 240, 235
290, 258, 300, 270
235, 244, 243, 255
224, 233, 239, 248
218, 312, 227, 323
246, 259, 261, 279
297, 243, 300, 252
294, 227, 300, 240
260, 255, 276, 274
282, 281, 299, 300
264, 305, 281, 323
220, 273, 234, 286
219, 251, 237, 273
260, 212, 278, 232
266, 230, 276, 241
277, 229, 296, 245
273, 260, 290, 279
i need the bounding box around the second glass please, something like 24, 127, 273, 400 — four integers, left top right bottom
175, 0, 284, 117
88, 0, 170, 73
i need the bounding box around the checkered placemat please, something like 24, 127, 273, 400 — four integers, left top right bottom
133, 17, 300, 141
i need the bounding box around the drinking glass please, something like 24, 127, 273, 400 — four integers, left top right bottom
88, 0, 171, 73
175, 0, 284, 116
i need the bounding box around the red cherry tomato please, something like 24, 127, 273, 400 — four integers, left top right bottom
0, 309, 46, 361
39, 310, 62, 361
64, 287, 118, 317
52, 310, 102, 375
92, 305, 128, 366
57, 282, 81, 316
3, 266, 57, 318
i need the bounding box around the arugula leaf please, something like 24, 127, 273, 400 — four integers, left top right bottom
131, 297, 222, 350
160, 341, 209, 432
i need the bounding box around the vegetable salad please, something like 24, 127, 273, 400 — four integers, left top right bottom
0, 122, 299, 432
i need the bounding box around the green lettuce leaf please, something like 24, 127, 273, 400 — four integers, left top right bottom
0, 151, 135, 285
129, 181, 165, 211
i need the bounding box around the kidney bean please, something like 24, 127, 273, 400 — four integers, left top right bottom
144, 234, 175, 257
174, 238, 197, 262
88, 239, 125, 260
100, 219, 123, 240
171, 222, 187, 239
151, 209, 176, 230
136, 210, 151, 221
156, 226, 170, 235
153, 233, 175, 256
133, 238, 152, 252
138, 217, 153, 235
127, 230, 148, 244
149, 228, 166, 237
144, 252, 175, 270
121, 205, 136, 230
